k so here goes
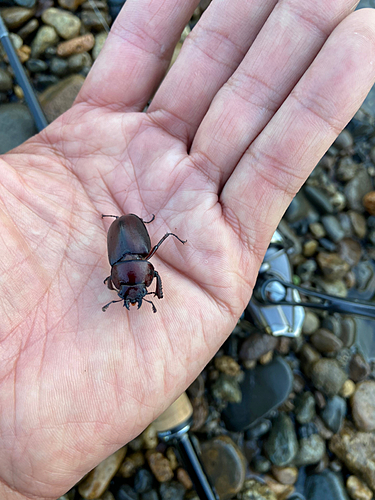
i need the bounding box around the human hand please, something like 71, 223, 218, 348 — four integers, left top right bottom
1, 0, 374, 498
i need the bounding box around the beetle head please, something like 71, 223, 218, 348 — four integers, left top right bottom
119, 285, 147, 310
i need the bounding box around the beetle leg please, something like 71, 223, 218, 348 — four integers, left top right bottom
102, 299, 122, 312
101, 214, 119, 219
144, 298, 157, 313
104, 276, 116, 290
145, 233, 187, 260
153, 270, 163, 299
143, 214, 155, 224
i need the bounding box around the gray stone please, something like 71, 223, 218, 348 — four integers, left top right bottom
305, 470, 349, 500
310, 359, 347, 397
321, 396, 346, 434
295, 392, 316, 424
0, 103, 37, 154
344, 168, 373, 213
334, 129, 354, 149
0, 69, 13, 92
39, 74, 84, 122
25, 58, 48, 73
92, 31, 107, 59
294, 434, 325, 466
302, 312, 320, 335
304, 186, 335, 214
50, 57, 69, 77
265, 414, 298, 466
321, 216, 345, 243
31, 26, 59, 58
1, 7, 35, 30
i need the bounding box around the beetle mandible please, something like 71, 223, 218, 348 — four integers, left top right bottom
102, 213, 186, 313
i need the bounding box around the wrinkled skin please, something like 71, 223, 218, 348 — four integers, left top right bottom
0, 0, 375, 498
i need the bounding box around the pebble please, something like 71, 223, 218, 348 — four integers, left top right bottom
305, 470, 350, 500
56, 33, 95, 57
253, 456, 272, 474
314, 415, 333, 440
299, 344, 321, 377
239, 479, 277, 500
17, 17, 39, 39
346, 476, 373, 500
336, 157, 359, 181
302, 312, 320, 335
363, 191, 375, 215
334, 129, 354, 149
263, 475, 294, 500
117, 485, 139, 500
349, 354, 371, 382
141, 491, 159, 500
176, 468, 193, 490
211, 374, 242, 403
310, 328, 343, 354
214, 355, 241, 377
39, 74, 85, 122
159, 481, 185, 500
344, 169, 373, 213
81, 10, 111, 30
67, 51, 91, 72
200, 436, 246, 500
321, 215, 345, 243
50, 56, 69, 76
348, 211, 367, 239
295, 392, 316, 424
316, 278, 348, 297
0, 103, 37, 154
78, 447, 127, 499
58, 0, 86, 10
351, 381, 375, 432
340, 379, 356, 398
309, 222, 326, 239
42, 8, 81, 39
294, 434, 325, 466
31, 26, 59, 58
264, 413, 298, 466
26, 58, 48, 73
9, 32, 23, 50
93, 31, 108, 59
321, 395, 346, 434
1, 7, 35, 29
338, 238, 362, 267
146, 451, 174, 483
133, 469, 154, 493
239, 332, 278, 362
271, 466, 298, 485
304, 186, 335, 214
119, 453, 144, 478
330, 422, 375, 491
142, 425, 157, 450
316, 252, 350, 281
303, 239, 318, 257
310, 359, 347, 397
0, 69, 13, 92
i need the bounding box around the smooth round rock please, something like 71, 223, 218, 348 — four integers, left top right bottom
351, 381, 375, 431
239, 332, 278, 362
305, 470, 350, 500
146, 452, 173, 483
240, 479, 277, 500
334, 129, 354, 149
344, 169, 373, 213
0, 69, 13, 91
200, 436, 246, 500
39, 74, 85, 122
214, 355, 241, 377
363, 191, 375, 215
349, 354, 371, 382
31, 26, 59, 58
338, 238, 362, 267
57, 33, 95, 57
50, 56, 69, 76
264, 414, 298, 466
211, 374, 242, 403
321, 396, 346, 434
93, 31, 107, 59
159, 482, 185, 500
42, 8, 81, 39
316, 253, 350, 281
295, 392, 316, 424
321, 215, 345, 243
117, 485, 139, 500
310, 359, 347, 397
294, 434, 325, 466
1, 6, 35, 29
271, 466, 298, 485
26, 58, 48, 73
17, 18, 39, 39
310, 329, 343, 354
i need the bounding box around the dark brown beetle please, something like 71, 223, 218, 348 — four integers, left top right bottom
102, 214, 186, 313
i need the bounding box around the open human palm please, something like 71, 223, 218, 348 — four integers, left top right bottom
0, 0, 375, 498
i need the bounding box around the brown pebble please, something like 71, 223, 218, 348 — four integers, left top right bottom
214, 355, 241, 377
118, 452, 144, 478
17, 18, 39, 39
56, 33, 94, 57
166, 447, 178, 470
310, 328, 343, 353
263, 475, 295, 500
259, 350, 273, 365
147, 451, 174, 483
349, 354, 371, 383
351, 381, 375, 432
17, 45, 31, 63
314, 416, 333, 440
78, 447, 127, 499
141, 424, 158, 450
177, 468, 193, 490
1, 7, 35, 29
363, 191, 375, 215
277, 337, 291, 355
314, 391, 326, 409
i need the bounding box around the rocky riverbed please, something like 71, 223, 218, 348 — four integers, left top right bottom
1, 0, 375, 499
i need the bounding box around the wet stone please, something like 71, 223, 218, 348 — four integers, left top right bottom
238, 479, 277, 500
81, 10, 111, 30
334, 129, 354, 149
159, 482, 185, 500
294, 434, 325, 466
349, 211, 367, 239
176, 468, 193, 490
0, 69, 12, 91
25, 58, 48, 73
214, 355, 241, 377
340, 379, 356, 399
310, 328, 343, 354
338, 238, 362, 267
17, 17, 38, 39
253, 456, 272, 473
93, 31, 108, 59
305, 470, 350, 500
329, 422, 375, 491
316, 278, 348, 297
321, 396, 346, 434
58, 0, 86, 10
302, 311, 320, 335
211, 374, 242, 403
299, 344, 321, 377
117, 485, 139, 500
31, 26, 59, 58
351, 381, 375, 432
349, 354, 370, 382
134, 469, 154, 493
247, 419, 272, 439
336, 157, 359, 182
346, 476, 373, 500
57, 33, 95, 57
239, 332, 278, 362
321, 215, 345, 243
78, 447, 127, 499
50, 56, 69, 76
310, 222, 326, 239
146, 451, 174, 483
295, 392, 316, 424
363, 191, 375, 215
310, 359, 347, 397
200, 436, 246, 500
316, 252, 350, 281
1, 7, 35, 29
271, 466, 298, 485
42, 8, 81, 39
344, 169, 373, 213
265, 413, 298, 466
303, 239, 318, 257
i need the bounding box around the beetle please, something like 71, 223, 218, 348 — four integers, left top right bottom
101, 213, 186, 313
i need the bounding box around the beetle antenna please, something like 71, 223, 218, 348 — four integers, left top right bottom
102, 299, 122, 312
143, 214, 155, 224
143, 298, 157, 313
102, 214, 119, 219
